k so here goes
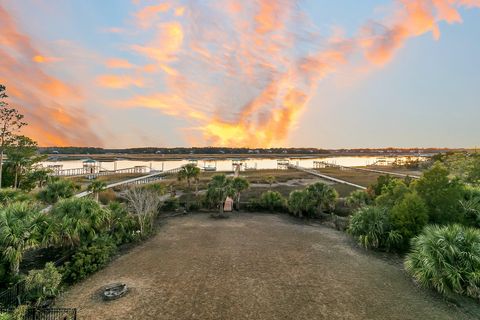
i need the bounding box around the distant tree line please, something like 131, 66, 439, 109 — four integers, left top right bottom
38, 147, 332, 155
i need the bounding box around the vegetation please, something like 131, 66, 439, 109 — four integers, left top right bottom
121, 187, 161, 236
37, 179, 80, 204
87, 180, 107, 202
405, 225, 480, 300
0, 85, 27, 189
348, 206, 401, 251
61, 236, 117, 284
345, 189, 371, 209
287, 183, 338, 218
204, 174, 235, 214
24, 262, 62, 306
0, 202, 46, 275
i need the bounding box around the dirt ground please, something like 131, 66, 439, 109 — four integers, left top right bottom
58, 213, 480, 320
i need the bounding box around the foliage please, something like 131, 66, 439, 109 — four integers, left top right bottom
288, 190, 311, 217
231, 177, 249, 210
0, 85, 27, 189
50, 197, 110, 247
413, 162, 464, 224
390, 193, 428, 250
0, 202, 46, 275
121, 187, 161, 236
107, 202, 138, 244
305, 182, 338, 214
375, 179, 409, 209
0, 189, 30, 206
368, 175, 396, 198
204, 174, 234, 212
345, 190, 371, 209
405, 224, 480, 299
161, 197, 180, 212
87, 180, 107, 202
259, 191, 287, 212
142, 182, 167, 195
3, 136, 46, 190
348, 206, 401, 251
61, 236, 117, 284
37, 179, 80, 204
0, 313, 11, 320
25, 262, 62, 305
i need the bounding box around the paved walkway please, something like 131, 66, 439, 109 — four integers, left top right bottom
58, 213, 479, 320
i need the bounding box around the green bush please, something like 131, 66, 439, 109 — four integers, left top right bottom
61, 236, 117, 284
37, 179, 80, 204
288, 190, 310, 217
259, 191, 287, 212
348, 206, 401, 251
405, 224, 480, 300
413, 162, 464, 224
375, 179, 409, 209
0, 189, 30, 206
161, 197, 180, 212
0, 313, 11, 320
345, 190, 371, 209
25, 262, 62, 305
107, 202, 138, 245
390, 193, 429, 250
51, 197, 110, 247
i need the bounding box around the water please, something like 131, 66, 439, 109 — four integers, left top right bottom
41, 156, 423, 172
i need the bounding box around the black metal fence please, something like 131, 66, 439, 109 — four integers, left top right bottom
0, 281, 26, 308
0, 307, 77, 320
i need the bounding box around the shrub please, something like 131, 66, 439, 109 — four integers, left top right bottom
25, 262, 62, 305
0, 189, 30, 206
259, 191, 287, 212
413, 162, 464, 224
50, 197, 109, 247
61, 236, 117, 284
375, 179, 409, 209
390, 193, 428, 250
0, 313, 11, 320
288, 190, 310, 217
348, 206, 401, 251
107, 202, 138, 245
345, 190, 371, 209
37, 179, 80, 204
161, 197, 180, 212
405, 225, 480, 299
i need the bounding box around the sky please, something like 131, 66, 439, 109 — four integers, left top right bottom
0, 0, 479, 148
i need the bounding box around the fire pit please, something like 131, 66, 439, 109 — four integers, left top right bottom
102, 283, 128, 301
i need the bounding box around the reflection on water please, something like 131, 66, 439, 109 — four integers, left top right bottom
41, 156, 423, 172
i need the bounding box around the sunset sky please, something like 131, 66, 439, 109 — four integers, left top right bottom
1, 0, 479, 148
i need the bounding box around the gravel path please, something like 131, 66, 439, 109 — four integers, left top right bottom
58, 213, 479, 320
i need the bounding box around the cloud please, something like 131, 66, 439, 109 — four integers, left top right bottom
0, 4, 101, 146
106, 58, 134, 69
96, 74, 145, 89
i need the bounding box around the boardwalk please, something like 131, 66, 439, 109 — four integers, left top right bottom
289, 165, 367, 190
57, 214, 479, 320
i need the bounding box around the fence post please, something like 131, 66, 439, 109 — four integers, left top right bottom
74, 308, 77, 320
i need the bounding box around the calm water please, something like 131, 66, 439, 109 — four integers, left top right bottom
41, 156, 423, 172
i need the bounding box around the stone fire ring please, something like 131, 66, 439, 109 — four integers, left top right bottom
103, 283, 128, 301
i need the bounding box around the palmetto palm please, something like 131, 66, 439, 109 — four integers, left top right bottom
0, 202, 44, 275
177, 164, 201, 193
87, 180, 107, 202
206, 174, 234, 213
231, 177, 249, 210
51, 197, 109, 247
306, 182, 338, 214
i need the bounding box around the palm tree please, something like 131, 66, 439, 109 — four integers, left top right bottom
0, 203, 44, 275
87, 180, 107, 202
178, 164, 201, 210
306, 182, 338, 215
51, 197, 109, 247
206, 174, 234, 214
231, 177, 249, 210
177, 164, 201, 192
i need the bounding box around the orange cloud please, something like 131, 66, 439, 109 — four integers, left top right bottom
106, 58, 134, 69
0, 5, 101, 147
96, 74, 144, 89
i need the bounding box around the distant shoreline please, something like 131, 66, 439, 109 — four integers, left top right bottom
43, 152, 435, 161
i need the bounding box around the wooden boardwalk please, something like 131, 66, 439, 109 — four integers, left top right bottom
314, 161, 420, 179
289, 165, 367, 190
